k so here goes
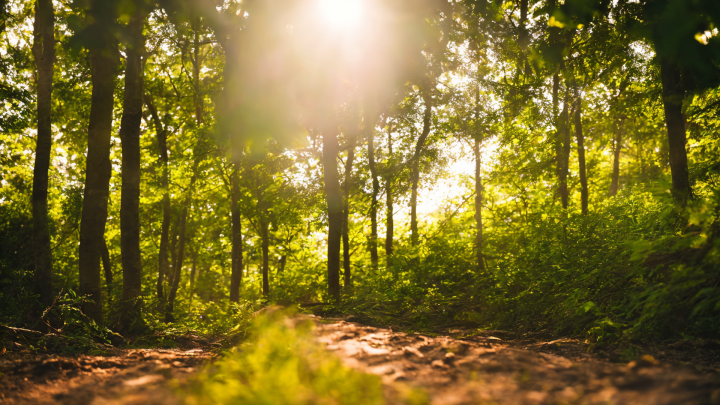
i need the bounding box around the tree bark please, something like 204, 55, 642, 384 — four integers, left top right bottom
188, 252, 196, 304
558, 86, 570, 210
474, 142, 485, 273
101, 238, 112, 292
165, 154, 200, 322
119, 12, 146, 331
367, 115, 379, 269
574, 88, 588, 215
278, 255, 287, 273
660, 59, 692, 203
260, 218, 270, 296
229, 164, 243, 302
410, 88, 433, 245
385, 123, 394, 262
31, 0, 55, 310
608, 118, 623, 196
322, 127, 342, 302
191, 18, 204, 125
144, 95, 170, 304
78, 9, 119, 324
342, 133, 356, 287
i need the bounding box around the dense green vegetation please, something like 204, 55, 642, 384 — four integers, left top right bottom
1, 0, 719, 356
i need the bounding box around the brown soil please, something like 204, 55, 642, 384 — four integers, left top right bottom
0, 347, 212, 404
2, 319, 719, 404
316, 319, 720, 405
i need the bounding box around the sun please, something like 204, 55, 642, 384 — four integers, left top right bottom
316, 0, 365, 29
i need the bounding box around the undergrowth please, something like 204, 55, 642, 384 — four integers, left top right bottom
185, 309, 391, 405
327, 186, 720, 344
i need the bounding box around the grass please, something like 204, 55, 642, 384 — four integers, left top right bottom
185, 308, 386, 405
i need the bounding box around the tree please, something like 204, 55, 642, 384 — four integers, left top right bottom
365, 111, 380, 269
410, 85, 433, 245
118, 8, 148, 332
322, 126, 343, 302
229, 164, 243, 302
144, 94, 171, 304
76, 0, 120, 324
342, 126, 357, 285
31, 0, 55, 312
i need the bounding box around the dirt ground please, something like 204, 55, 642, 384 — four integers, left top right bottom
0, 346, 212, 404
1, 318, 719, 404
316, 319, 720, 405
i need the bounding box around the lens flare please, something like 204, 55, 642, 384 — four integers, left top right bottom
317, 0, 365, 29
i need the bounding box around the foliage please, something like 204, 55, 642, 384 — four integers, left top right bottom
0, 0, 719, 364
185, 309, 386, 405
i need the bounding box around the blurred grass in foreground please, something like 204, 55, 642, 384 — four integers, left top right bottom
185, 309, 385, 405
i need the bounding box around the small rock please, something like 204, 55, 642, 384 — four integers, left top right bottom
628, 354, 659, 370
403, 347, 424, 359
431, 360, 447, 369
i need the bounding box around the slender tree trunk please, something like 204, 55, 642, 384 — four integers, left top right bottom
165, 155, 200, 322
518, 0, 530, 75
166, 21, 205, 320
385, 123, 394, 263
168, 218, 179, 289
322, 127, 342, 302
367, 116, 379, 269
229, 164, 243, 302
342, 134, 356, 287
608, 119, 623, 196
660, 59, 692, 203
101, 238, 112, 292
574, 87, 588, 214
278, 255, 287, 273
119, 12, 146, 331
31, 0, 55, 310
144, 95, 169, 304
474, 139, 485, 272
191, 19, 204, 125
78, 11, 119, 324
188, 252, 196, 304
260, 218, 270, 296
473, 84, 485, 272
410, 89, 433, 245
558, 86, 570, 210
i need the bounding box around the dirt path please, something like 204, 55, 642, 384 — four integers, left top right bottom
316, 319, 720, 405
0, 347, 212, 404
2, 318, 719, 404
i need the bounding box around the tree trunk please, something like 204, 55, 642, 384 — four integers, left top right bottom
385, 123, 394, 263
165, 155, 200, 322
410, 89, 433, 245
101, 238, 112, 292
166, 21, 206, 317
260, 218, 270, 296
144, 95, 170, 304
119, 12, 146, 331
188, 252, 196, 304
558, 86, 570, 210
278, 255, 287, 273
229, 164, 243, 302
31, 0, 55, 310
474, 139, 485, 272
191, 18, 204, 125
367, 115, 379, 269
574, 87, 588, 215
608, 118, 623, 196
342, 133, 356, 287
660, 59, 692, 203
78, 13, 119, 324
322, 127, 342, 302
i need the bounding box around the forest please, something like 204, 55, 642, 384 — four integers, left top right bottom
1, 0, 720, 403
